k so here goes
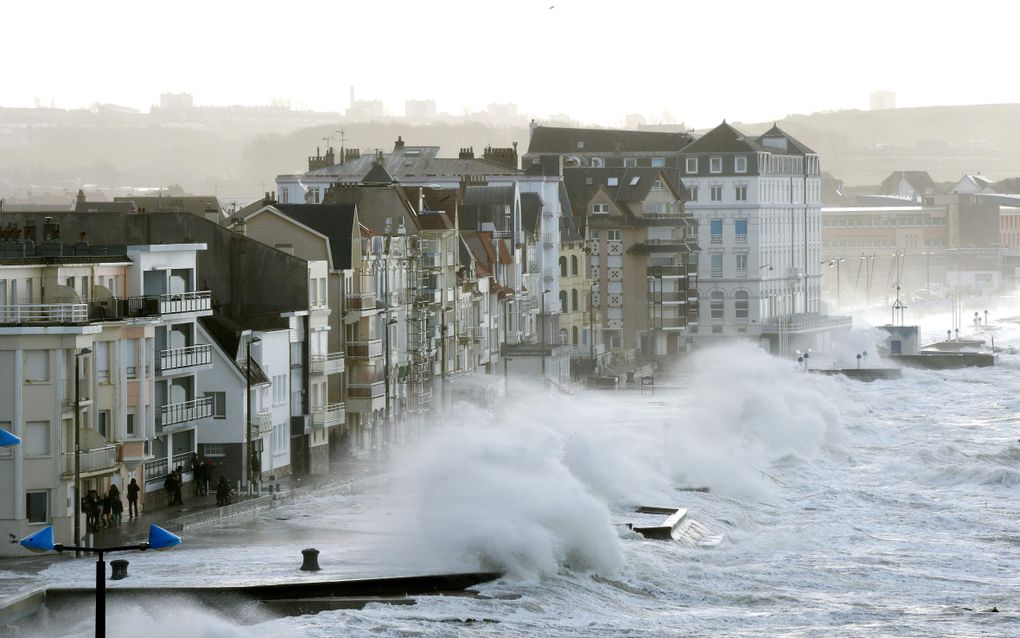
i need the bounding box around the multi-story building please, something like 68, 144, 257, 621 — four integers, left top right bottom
563, 167, 696, 360
679, 122, 847, 353
0, 222, 211, 555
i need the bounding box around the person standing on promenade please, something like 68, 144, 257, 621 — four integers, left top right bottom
127, 478, 140, 519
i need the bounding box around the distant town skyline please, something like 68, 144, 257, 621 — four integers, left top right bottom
4, 0, 1020, 129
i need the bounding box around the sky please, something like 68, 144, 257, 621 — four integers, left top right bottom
3, 0, 1020, 129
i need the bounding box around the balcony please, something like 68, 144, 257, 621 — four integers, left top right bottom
346, 339, 383, 359
158, 396, 214, 430
710, 268, 723, 278
417, 288, 441, 305
252, 409, 274, 436
736, 233, 748, 244
647, 265, 686, 278
0, 303, 88, 325
649, 291, 687, 304
736, 268, 748, 278
157, 291, 212, 315
542, 233, 557, 247
348, 381, 385, 399
62, 444, 118, 476
159, 344, 212, 374
312, 402, 346, 428
422, 253, 443, 269
710, 233, 723, 245
346, 292, 376, 311
143, 451, 194, 483
654, 316, 688, 331
310, 352, 345, 376
118, 291, 212, 318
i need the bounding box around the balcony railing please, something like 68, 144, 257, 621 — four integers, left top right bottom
736, 233, 748, 244
0, 303, 88, 325
649, 291, 687, 303
710, 233, 723, 244
417, 288, 441, 304
62, 444, 118, 475
348, 381, 385, 399
157, 291, 212, 315
159, 344, 212, 373
158, 396, 214, 429
312, 402, 346, 428
542, 233, 557, 246
346, 292, 376, 310
736, 268, 748, 278
710, 268, 723, 278
346, 339, 383, 359
253, 409, 274, 436
647, 265, 686, 278
310, 352, 345, 375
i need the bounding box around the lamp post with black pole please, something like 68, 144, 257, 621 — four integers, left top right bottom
540, 289, 550, 380
20, 524, 181, 638
245, 335, 261, 497
74, 346, 92, 557
383, 316, 398, 437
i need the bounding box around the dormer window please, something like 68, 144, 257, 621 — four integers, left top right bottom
608, 177, 619, 186
629, 176, 640, 186
710, 157, 722, 173
591, 157, 604, 168
592, 203, 609, 215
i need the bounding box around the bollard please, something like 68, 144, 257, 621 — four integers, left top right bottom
300, 548, 321, 571
110, 559, 129, 580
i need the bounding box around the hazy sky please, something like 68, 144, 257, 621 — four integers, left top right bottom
3, 0, 1019, 128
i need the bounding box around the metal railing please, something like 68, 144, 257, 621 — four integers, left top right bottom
310, 352, 345, 375
159, 344, 212, 373
647, 265, 686, 277
158, 396, 214, 429
760, 313, 853, 333
711, 268, 723, 278
710, 233, 723, 244
144, 457, 168, 482
735, 233, 748, 244
542, 233, 557, 246
253, 410, 274, 436
649, 291, 687, 303
63, 445, 117, 475
157, 290, 212, 315
312, 402, 346, 428
346, 339, 383, 358
0, 303, 88, 325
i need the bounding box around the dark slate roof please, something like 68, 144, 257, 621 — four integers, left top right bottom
527, 126, 693, 154
681, 121, 772, 154
113, 196, 222, 215
460, 184, 516, 232
305, 145, 520, 180
361, 162, 395, 185
563, 168, 685, 217
199, 315, 272, 386
322, 185, 419, 235
757, 124, 817, 155
270, 204, 357, 270
463, 184, 515, 207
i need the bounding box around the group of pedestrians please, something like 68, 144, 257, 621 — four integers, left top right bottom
81, 484, 126, 532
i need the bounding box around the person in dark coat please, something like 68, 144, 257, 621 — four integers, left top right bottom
101, 491, 113, 528
108, 485, 123, 526
191, 453, 202, 496
164, 472, 177, 506
83, 489, 101, 533
216, 475, 231, 506
126, 478, 140, 519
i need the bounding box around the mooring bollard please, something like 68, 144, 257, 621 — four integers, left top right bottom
300, 548, 321, 571
110, 559, 129, 580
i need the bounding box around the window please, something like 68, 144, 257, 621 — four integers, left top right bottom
710, 290, 724, 319
126, 340, 138, 379
710, 254, 723, 278
25, 421, 50, 457
688, 186, 698, 201
735, 185, 748, 201
629, 176, 640, 186
735, 219, 748, 243
735, 291, 749, 319
26, 491, 49, 524
273, 374, 287, 405
592, 203, 609, 214
607, 229, 621, 241
571, 255, 578, 275
572, 289, 579, 311
559, 291, 568, 313
24, 351, 49, 383
126, 412, 136, 438
710, 220, 723, 244
735, 156, 747, 173
576, 141, 584, 149
685, 157, 698, 174
273, 422, 289, 456
572, 326, 579, 344
559, 256, 568, 277
651, 158, 665, 168
710, 157, 722, 173
710, 186, 723, 201
318, 279, 327, 306
590, 157, 603, 167
589, 229, 600, 240
736, 254, 748, 275
607, 177, 619, 187
203, 443, 226, 457
652, 179, 664, 191
279, 187, 289, 204
95, 341, 110, 383
206, 391, 226, 419
97, 410, 110, 438
623, 158, 637, 168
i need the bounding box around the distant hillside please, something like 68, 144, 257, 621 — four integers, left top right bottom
731, 104, 1020, 186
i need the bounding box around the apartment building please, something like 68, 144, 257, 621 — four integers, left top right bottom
0, 223, 210, 555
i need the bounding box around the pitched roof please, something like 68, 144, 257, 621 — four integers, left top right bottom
113, 195, 222, 215
562, 167, 685, 217
270, 203, 358, 270
322, 185, 419, 235
527, 125, 693, 154
198, 315, 272, 386
361, 161, 395, 185
304, 144, 520, 180
757, 124, 817, 155
520, 192, 542, 234
880, 171, 940, 196
681, 121, 772, 154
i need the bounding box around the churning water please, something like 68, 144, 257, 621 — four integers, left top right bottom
27, 308, 1020, 637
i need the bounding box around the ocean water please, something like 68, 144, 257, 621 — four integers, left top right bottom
25, 307, 1020, 637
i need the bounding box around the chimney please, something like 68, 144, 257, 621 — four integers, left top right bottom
459, 147, 474, 160
75, 189, 86, 212
394, 136, 405, 149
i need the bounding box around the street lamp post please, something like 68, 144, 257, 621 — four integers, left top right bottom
822, 258, 845, 313
20, 524, 181, 638
384, 317, 398, 426
540, 289, 550, 379
245, 335, 261, 496
74, 347, 92, 556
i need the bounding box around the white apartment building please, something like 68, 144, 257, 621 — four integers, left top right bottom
679, 123, 845, 353
0, 227, 211, 555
